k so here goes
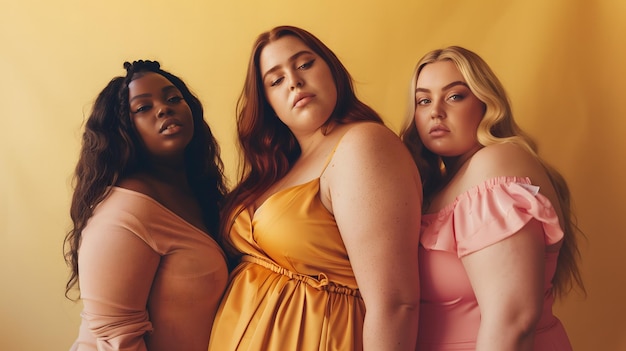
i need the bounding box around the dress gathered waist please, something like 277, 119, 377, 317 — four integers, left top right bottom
241, 255, 360, 297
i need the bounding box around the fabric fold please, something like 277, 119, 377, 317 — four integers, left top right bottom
420, 176, 564, 257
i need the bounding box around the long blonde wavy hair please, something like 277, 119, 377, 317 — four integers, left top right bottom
400, 46, 584, 297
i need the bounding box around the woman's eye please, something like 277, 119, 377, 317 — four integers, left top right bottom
168, 96, 183, 103
449, 94, 463, 101
134, 105, 150, 113
270, 77, 284, 87
416, 98, 431, 105
298, 59, 314, 70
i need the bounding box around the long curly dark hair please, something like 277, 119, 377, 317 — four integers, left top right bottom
64, 60, 227, 299
220, 25, 383, 261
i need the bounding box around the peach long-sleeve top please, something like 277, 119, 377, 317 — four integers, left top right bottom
69, 187, 228, 351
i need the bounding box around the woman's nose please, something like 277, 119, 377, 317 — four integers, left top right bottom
430, 101, 445, 119
156, 104, 173, 118
289, 72, 304, 90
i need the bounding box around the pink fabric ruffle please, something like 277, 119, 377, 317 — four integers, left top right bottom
421, 176, 564, 257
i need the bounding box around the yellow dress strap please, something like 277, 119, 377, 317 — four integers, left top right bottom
319, 131, 347, 177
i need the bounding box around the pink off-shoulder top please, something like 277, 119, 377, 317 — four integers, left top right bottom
417, 176, 573, 351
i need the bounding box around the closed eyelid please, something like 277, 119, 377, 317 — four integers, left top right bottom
262, 50, 315, 81
297, 58, 315, 68
269, 76, 284, 87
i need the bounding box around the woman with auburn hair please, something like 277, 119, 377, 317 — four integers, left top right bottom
65, 60, 228, 351
208, 25, 422, 351
401, 46, 584, 350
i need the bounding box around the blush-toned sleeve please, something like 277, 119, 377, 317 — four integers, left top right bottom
78, 206, 161, 351
420, 177, 564, 258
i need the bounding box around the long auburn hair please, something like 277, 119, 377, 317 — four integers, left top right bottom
64, 60, 227, 299
220, 25, 383, 259
400, 46, 584, 297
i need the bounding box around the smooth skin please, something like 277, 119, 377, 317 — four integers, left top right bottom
79, 72, 217, 350
415, 60, 564, 350
124, 72, 205, 231
128, 72, 194, 160
259, 35, 422, 350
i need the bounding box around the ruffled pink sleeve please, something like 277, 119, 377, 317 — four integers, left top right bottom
420, 176, 564, 258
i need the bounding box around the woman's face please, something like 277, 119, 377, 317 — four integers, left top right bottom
259, 35, 337, 138
413, 60, 484, 162
127, 72, 194, 160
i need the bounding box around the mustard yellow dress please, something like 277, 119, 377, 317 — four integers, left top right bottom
208, 155, 365, 351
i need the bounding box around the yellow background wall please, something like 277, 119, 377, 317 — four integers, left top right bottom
1, 0, 624, 350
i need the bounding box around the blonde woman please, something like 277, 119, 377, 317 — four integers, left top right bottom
401, 46, 584, 350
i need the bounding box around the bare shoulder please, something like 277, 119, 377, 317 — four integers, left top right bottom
435, 142, 556, 212
334, 122, 408, 157
466, 142, 545, 181
464, 143, 566, 242
328, 122, 420, 183
341, 121, 397, 139
322, 121, 422, 214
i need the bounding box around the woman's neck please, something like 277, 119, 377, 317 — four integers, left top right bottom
296, 121, 336, 158
138, 161, 189, 188
441, 145, 482, 181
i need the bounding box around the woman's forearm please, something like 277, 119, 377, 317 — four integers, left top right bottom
362, 303, 419, 351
